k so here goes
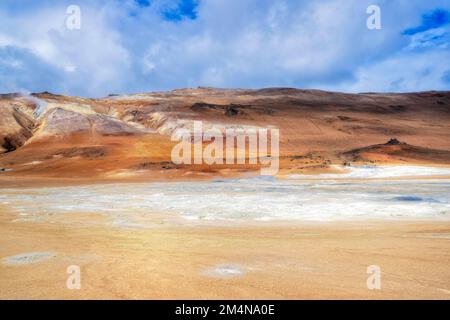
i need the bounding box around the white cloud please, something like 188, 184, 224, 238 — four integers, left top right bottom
335, 46, 450, 93
0, 1, 131, 96
0, 0, 449, 96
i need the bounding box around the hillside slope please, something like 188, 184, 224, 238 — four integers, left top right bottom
0, 88, 449, 181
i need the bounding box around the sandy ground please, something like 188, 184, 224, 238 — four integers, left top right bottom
1, 207, 449, 299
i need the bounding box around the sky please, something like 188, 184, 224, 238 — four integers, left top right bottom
0, 0, 449, 97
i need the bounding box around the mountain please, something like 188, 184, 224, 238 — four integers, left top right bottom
0, 88, 449, 181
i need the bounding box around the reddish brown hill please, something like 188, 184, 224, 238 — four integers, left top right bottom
341, 139, 450, 164
0, 88, 449, 181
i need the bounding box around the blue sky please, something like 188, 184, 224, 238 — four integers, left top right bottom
0, 0, 449, 97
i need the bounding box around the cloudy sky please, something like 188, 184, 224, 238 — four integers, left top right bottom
0, 0, 449, 97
